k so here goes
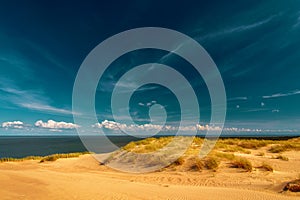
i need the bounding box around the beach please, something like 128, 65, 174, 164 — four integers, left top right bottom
0, 145, 299, 200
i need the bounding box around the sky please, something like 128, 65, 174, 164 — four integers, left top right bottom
0, 0, 300, 135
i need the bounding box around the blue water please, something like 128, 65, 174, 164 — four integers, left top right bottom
0, 136, 139, 158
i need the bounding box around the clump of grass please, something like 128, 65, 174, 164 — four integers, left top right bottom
40, 152, 90, 163
173, 156, 185, 165
237, 139, 269, 149
259, 163, 274, 172
269, 143, 300, 153
214, 152, 235, 160
0, 156, 43, 163
0, 152, 90, 163
256, 152, 265, 156
204, 157, 220, 170
272, 155, 289, 161
192, 137, 204, 146
269, 145, 287, 153
223, 146, 251, 154
231, 157, 252, 172
188, 156, 204, 171
122, 137, 173, 153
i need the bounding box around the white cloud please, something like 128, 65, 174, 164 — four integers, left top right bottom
20, 103, 76, 115
228, 97, 248, 101
93, 120, 223, 133
0, 81, 76, 116
197, 15, 277, 41
35, 120, 79, 129
138, 101, 157, 107
93, 120, 296, 134
2, 121, 24, 129
262, 90, 300, 99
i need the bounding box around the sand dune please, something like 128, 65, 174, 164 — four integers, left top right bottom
0, 154, 299, 200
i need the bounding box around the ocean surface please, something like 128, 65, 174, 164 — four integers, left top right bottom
0, 136, 140, 158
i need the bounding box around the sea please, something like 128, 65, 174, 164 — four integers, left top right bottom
0, 136, 140, 158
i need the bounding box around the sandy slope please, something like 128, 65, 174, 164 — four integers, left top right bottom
0, 154, 299, 200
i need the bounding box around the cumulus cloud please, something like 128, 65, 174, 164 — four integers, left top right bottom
93, 120, 223, 133
93, 120, 289, 134
35, 120, 79, 129
1, 121, 24, 129
92, 120, 164, 132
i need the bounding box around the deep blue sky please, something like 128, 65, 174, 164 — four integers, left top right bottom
0, 0, 300, 135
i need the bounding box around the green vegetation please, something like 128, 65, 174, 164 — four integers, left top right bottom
102, 136, 300, 173
0, 156, 43, 163
269, 143, 300, 153
122, 137, 173, 153
214, 152, 235, 160
40, 152, 90, 162
0, 152, 90, 163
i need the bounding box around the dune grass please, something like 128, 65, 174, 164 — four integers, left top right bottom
259, 162, 274, 172
0, 152, 90, 163
204, 157, 220, 170
231, 157, 253, 172
187, 156, 204, 171
0, 156, 43, 163
256, 152, 265, 156
214, 152, 236, 160
112, 136, 300, 172
122, 136, 174, 153
272, 154, 289, 161
40, 152, 90, 162
269, 143, 300, 153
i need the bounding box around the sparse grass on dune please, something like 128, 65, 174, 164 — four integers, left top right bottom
122, 137, 174, 153
122, 136, 300, 156
187, 156, 204, 171
256, 152, 265, 156
40, 152, 90, 162
259, 163, 274, 172
272, 154, 289, 161
0, 152, 90, 163
173, 156, 185, 165
269, 143, 300, 153
231, 157, 253, 172
0, 156, 43, 163
204, 157, 220, 171
105, 136, 300, 173
214, 152, 236, 160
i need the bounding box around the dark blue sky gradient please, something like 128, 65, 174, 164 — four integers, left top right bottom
0, 0, 300, 134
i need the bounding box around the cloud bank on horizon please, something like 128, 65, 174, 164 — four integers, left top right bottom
0, 119, 298, 136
